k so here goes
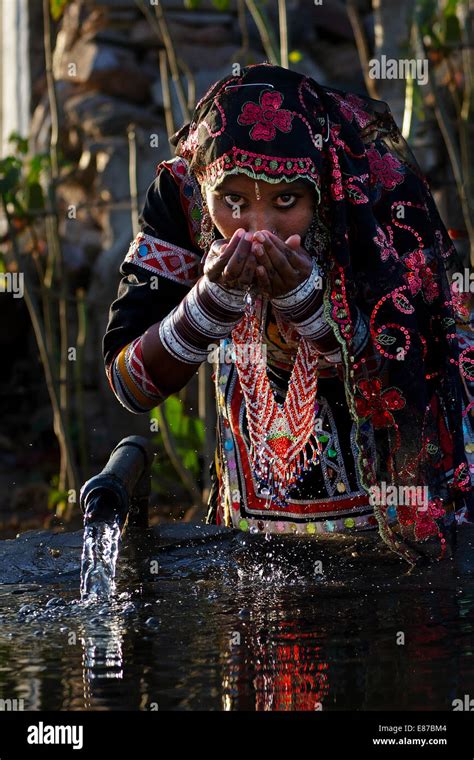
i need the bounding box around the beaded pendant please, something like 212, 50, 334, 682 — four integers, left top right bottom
231, 295, 321, 506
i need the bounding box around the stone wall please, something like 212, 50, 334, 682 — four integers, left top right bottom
2, 0, 463, 522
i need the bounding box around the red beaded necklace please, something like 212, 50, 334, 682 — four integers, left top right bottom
231, 298, 321, 505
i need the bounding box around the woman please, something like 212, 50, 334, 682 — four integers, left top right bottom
103, 63, 473, 564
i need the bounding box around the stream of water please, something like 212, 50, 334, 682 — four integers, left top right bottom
80, 522, 121, 600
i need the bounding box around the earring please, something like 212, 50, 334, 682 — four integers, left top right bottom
303, 208, 330, 263
198, 194, 216, 252
303, 211, 319, 251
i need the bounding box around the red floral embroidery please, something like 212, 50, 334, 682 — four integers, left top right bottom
355, 378, 406, 428
367, 145, 404, 190
343, 175, 369, 204
404, 251, 439, 303
328, 145, 344, 201
452, 462, 471, 492
328, 92, 373, 128
426, 497, 446, 519
450, 278, 471, 321
373, 224, 398, 262
237, 90, 293, 141
413, 498, 446, 540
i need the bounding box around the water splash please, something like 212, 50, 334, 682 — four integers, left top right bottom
80, 521, 121, 600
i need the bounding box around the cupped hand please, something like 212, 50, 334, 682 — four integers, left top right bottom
250, 231, 314, 299
202, 228, 258, 290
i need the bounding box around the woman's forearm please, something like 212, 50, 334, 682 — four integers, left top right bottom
140, 321, 200, 396
141, 275, 247, 396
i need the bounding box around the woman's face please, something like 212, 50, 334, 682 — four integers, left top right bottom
204, 174, 316, 242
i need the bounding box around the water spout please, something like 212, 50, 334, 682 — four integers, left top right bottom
79, 436, 155, 599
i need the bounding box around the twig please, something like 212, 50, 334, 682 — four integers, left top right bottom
153, 1, 190, 122
68, 286, 88, 520
176, 56, 196, 112
278, 0, 288, 69
43, 0, 80, 512
346, 0, 379, 99
412, 20, 474, 265
2, 195, 78, 515
234, 0, 250, 64
159, 49, 175, 141
134, 0, 190, 124
245, 0, 279, 64
127, 123, 139, 239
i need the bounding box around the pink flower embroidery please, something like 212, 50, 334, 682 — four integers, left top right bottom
328, 93, 373, 129
404, 250, 439, 303
367, 146, 404, 190
237, 90, 294, 141
373, 224, 398, 262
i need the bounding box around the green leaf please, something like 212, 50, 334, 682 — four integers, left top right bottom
7, 131, 28, 155
48, 487, 68, 510
0, 166, 21, 195
164, 395, 182, 431
212, 0, 230, 9
25, 182, 45, 212
442, 13, 460, 43
27, 154, 50, 184
183, 0, 201, 8
445, 0, 459, 14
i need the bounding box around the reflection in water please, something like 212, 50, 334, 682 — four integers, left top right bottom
0, 527, 473, 710
78, 602, 125, 709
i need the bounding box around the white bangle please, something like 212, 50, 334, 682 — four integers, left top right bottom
271, 259, 322, 311
203, 275, 249, 310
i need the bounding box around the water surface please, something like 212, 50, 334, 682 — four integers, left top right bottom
0, 524, 473, 710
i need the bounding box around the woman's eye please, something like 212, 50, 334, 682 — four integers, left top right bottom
276, 194, 297, 207
222, 193, 298, 209
224, 194, 245, 207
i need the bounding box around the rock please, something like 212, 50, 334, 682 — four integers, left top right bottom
168, 42, 243, 72
131, 18, 234, 48
30, 81, 77, 153
53, 38, 152, 103
63, 91, 158, 138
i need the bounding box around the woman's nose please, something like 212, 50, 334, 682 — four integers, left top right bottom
247, 213, 276, 235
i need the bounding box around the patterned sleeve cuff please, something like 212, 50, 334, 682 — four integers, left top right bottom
107, 335, 167, 414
